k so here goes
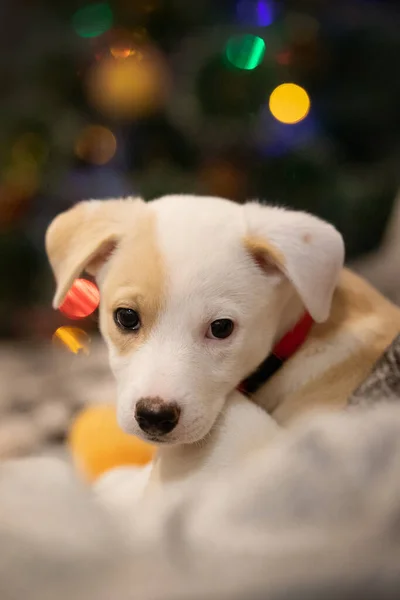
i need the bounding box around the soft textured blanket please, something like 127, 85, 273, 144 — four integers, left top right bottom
2, 336, 400, 600
1, 405, 400, 600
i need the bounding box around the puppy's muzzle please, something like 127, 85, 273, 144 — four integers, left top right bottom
135, 397, 181, 436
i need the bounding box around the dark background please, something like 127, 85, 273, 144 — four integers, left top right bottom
1, 0, 399, 339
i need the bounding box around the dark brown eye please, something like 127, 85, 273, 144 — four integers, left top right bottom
207, 319, 234, 340
114, 308, 141, 331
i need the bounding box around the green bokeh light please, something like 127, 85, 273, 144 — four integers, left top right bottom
72, 3, 113, 39
225, 35, 266, 70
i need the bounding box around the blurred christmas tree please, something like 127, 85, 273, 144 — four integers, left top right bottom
0, 0, 399, 337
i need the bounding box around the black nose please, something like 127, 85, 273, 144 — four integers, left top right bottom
135, 398, 181, 436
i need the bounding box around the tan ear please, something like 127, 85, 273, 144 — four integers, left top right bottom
45, 198, 144, 309
244, 203, 345, 323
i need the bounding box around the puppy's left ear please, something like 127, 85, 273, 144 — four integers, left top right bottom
243, 203, 345, 323
46, 198, 143, 309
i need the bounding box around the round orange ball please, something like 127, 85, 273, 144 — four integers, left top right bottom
68, 404, 156, 481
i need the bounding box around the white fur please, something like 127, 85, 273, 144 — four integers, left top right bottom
96, 391, 280, 510
106, 196, 343, 445
244, 202, 345, 323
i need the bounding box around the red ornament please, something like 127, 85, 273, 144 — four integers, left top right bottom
59, 279, 100, 320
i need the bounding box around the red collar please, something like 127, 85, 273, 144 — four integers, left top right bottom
238, 312, 314, 396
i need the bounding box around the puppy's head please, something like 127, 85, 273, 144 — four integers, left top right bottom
46, 195, 344, 445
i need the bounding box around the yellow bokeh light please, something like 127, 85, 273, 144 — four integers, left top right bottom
269, 83, 310, 124
86, 49, 169, 119
52, 327, 91, 355
75, 125, 117, 165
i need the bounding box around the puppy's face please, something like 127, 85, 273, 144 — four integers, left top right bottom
98, 199, 290, 444
46, 195, 344, 445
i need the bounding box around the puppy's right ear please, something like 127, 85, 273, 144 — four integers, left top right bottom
45, 198, 143, 309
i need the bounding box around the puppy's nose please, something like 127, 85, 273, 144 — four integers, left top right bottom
135, 397, 181, 436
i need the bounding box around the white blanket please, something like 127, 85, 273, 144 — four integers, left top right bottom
1, 404, 400, 600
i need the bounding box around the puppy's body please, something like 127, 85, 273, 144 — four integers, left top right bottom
258, 269, 400, 424
46, 194, 400, 503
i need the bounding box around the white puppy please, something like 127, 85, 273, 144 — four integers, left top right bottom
46, 194, 400, 503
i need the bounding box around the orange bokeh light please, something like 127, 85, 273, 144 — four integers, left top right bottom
110, 45, 135, 59
86, 48, 169, 119
75, 125, 117, 165
59, 279, 100, 319
52, 326, 91, 355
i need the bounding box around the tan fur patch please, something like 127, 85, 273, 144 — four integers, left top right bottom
243, 235, 286, 271
46, 198, 143, 307
272, 347, 382, 424
311, 269, 400, 342
99, 209, 165, 356
270, 268, 400, 425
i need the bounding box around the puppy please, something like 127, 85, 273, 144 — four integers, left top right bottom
46, 195, 400, 497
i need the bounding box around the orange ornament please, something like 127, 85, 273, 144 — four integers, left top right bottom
68, 404, 156, 481
59, 279, 100, 319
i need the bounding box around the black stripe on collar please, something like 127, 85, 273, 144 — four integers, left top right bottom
238, 353, 284, 396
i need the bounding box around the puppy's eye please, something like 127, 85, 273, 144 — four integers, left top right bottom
114, 308, 141, 331
207, 319, 234, 340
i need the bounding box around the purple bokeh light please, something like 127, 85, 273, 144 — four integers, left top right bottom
257, 1, 274, 27
236, 0, 274, 28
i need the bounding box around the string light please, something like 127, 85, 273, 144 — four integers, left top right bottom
72, 3, 113, 39
225, 35, 266, 70
58, 279, 100, 320
52, 327, 91, 355
269, 83, 310, 124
